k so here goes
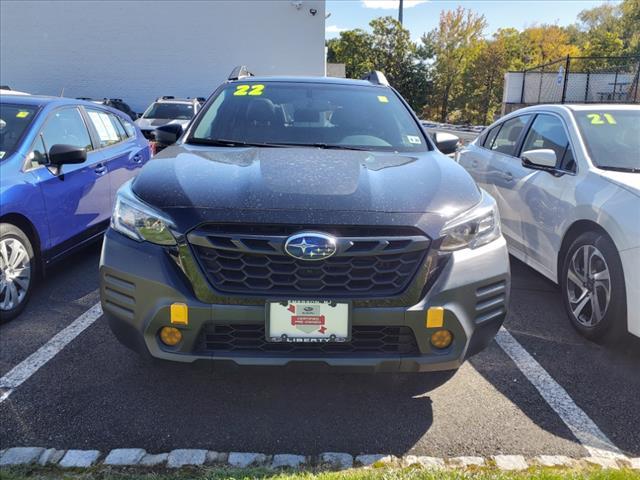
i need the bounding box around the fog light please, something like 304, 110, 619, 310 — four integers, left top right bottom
430, 329, 453, 349
160, 326, 182, 346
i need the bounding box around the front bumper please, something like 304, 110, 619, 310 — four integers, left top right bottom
100, 229, 510, 371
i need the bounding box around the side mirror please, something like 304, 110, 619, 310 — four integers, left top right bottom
521, 149, 557, 169
153, 124, 183, 145
48, 144, 87, 165
433, 132, 460, 155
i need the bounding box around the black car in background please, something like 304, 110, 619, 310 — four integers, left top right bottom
77, 98, 138, 121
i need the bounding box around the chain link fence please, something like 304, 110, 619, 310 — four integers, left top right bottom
503, 55, 640, 115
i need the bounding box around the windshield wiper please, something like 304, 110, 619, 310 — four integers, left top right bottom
271, 142, 372, 151
187, 138, 288, 148
598, 165, 640, 173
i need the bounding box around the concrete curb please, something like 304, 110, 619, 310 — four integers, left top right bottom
0, 448, 636, 471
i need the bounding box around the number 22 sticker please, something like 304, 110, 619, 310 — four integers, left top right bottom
234, 84, 265, 96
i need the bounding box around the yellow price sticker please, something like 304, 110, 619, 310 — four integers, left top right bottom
377, 95, 389, 103
587, 113, 616, 125
233, 84, 265, 96
16, 111, 30, 118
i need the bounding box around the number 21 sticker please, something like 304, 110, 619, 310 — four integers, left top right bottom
587, 113, 616, 125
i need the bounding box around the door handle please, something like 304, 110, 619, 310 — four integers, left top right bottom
471, 159, 479, 168
94, 164, 108, 176
132, 153, 143, 163
503, 171, 514, 182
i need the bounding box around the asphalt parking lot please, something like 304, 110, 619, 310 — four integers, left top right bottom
0, 240, 638, 458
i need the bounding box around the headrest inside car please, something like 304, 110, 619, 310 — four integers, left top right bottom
246, 99, 276, 125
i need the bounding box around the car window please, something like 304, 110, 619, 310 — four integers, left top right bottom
482, 124, 501, 149
521, 114, 571, 170
190, 82, 428, 153
87, 109, 123, 147
491, 115, 531, 156
0, 103, 38, 159
121, 118, 136, 138
111, 114, 128, 140
28, 107, 93, 169
42, 108, 93, 152
574, 109, 639, 171
143, 102, 194, 120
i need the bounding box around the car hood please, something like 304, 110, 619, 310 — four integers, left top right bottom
132, 144, 481, 218
598, 169, 640, 197
134, 118, 191, 129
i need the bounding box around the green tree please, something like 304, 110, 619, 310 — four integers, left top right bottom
422, 7, 487, 122
326, 29, 374, 79
327, 17, 430, 111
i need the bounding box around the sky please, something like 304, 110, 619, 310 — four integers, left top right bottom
325, 0, 621, 41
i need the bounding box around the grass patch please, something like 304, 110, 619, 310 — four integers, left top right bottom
0, 465, 639, 480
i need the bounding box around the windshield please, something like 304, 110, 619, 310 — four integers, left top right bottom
189, 82, 428, 152
574, 109, 640, 171
0, 103, 37, 159
143, 102, 194, 120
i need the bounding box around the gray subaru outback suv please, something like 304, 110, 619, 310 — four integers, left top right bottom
99, 68, 510, 372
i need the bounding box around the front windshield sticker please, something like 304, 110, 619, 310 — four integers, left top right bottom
377, 95, 389, 103
0, 152, 5, 159
407, 135, 422, 144
587, 113, 617, 125
16, 111, 30, 118
233, 84, 265, 96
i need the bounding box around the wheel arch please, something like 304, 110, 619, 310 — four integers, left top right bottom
557, 220, 613, 283
0, 213, 43, 274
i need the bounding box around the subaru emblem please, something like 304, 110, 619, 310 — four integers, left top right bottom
284, 232, 337, 261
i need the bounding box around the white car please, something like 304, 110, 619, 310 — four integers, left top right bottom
458, 104, 639, 341
135, 96, 203, 142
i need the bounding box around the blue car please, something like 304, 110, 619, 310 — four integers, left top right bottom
0, 94, 151, 321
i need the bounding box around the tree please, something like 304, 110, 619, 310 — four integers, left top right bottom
369, 17, 430, 111
422, 7, 487, 122
327, 17, 430, 111
326, 29, 375, 79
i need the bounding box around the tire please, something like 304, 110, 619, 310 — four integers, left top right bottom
560, 230, 626, 342
0, 223, 37, 323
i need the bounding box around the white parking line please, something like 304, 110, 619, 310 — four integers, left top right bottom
495, 327, 625, 459
0, 302, 103, 404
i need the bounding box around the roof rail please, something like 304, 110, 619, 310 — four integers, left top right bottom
362, 70, 389, 86
228, 65, 254, 81
157, 95, 175, 100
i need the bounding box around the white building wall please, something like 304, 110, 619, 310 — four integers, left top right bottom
0, 0, 326, 112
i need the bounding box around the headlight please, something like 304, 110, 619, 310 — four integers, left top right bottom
111, 181, 176, 246
439, 191, 501, 251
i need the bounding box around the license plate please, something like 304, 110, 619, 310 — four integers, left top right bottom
267, 300, 350, 343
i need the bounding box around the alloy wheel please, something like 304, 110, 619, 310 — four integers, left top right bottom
566, 244, 611, 327
0, 238, 32, 311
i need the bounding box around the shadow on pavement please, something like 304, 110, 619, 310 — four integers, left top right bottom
0, 318, 457, 454
470, 256, 640, 456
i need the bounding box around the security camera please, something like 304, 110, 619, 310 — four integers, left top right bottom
309, 8, 317, 15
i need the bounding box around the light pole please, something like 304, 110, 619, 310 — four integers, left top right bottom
399, 0, 403, 24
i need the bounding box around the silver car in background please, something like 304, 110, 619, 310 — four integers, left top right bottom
458, 104, 640, 342
135, 96, 203, 142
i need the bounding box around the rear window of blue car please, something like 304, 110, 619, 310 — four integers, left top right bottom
0, 103, 38, 159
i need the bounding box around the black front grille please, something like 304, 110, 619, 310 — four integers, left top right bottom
195, 324, 420, 357
188, 225, 430, 297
